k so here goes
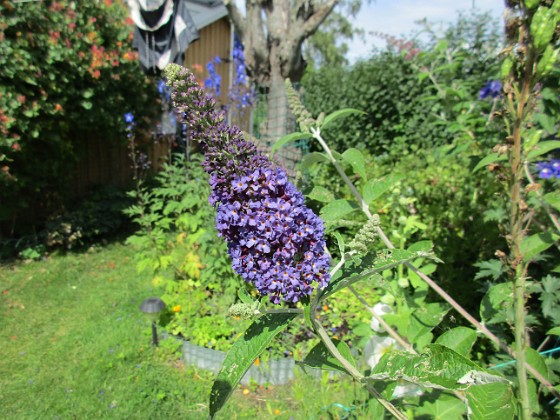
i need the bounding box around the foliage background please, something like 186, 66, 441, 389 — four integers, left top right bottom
0, 0, 157, 239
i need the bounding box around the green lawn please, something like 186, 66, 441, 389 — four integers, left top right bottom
0, 241, 371, 419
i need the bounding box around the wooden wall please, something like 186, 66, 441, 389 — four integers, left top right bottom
184, 17, 232, 108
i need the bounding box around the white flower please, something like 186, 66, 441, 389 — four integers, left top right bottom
363, 335, 401, 369
370, 302, 393, 333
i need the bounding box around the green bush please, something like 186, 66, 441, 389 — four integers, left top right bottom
0, 0, 157, 236
302, 11, 502, 157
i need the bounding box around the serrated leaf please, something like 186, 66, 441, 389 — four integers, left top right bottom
321, 108, 365, 130
320, 199, 358, 223
435, 327, 477, 357
521, 232, 557, 261
474, 260, 504, 281
362, 173, 404, 205
543, 191, 560, 211
322, 249, 437, 298
209, 313, 298, 417
526, 140, 560, 161
547, 327, 560, 336
300, 152, 329, 170
341, 148, 367, 180
465, 382, 515, 420
307, 186, 334, 203
472, 153, 507, 173
270, 132, 310, 155
298, 339, 356, 374
368, 344, 507, 391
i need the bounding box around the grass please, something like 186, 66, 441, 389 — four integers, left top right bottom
0, 240, 373, 419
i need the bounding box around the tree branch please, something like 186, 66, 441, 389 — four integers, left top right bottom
297, 0, 339, 40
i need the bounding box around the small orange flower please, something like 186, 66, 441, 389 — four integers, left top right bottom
172, 305, 181, 313
254, 358, 260, 366
91, 69, 101, 79
54, 103, 63, 112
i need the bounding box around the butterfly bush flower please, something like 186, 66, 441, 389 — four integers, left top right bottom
163, 64, 330, 304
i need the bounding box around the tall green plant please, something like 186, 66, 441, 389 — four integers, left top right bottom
474, 1, 560, 417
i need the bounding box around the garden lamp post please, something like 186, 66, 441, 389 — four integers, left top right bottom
140, 297, 166, 346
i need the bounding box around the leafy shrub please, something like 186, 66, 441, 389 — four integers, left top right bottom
0, 0, 157, 236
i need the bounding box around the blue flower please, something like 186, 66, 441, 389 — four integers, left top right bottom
164, 64, 331, 304
479, 80, 502, 100
535, 160, 560, 179
124, 112, 134, 124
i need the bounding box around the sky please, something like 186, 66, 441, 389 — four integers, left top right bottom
346, 0, 506, 62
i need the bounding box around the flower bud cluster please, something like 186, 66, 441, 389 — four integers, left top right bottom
348, 215, 380, 255
285, 79, 315, 133
164, 64, 331, 304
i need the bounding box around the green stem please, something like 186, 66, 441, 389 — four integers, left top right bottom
309, 306, 407, 420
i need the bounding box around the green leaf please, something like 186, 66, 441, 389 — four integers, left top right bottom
270, 132, 310, 155
526, 348, 549, 381
237, 287, 253, 305
520, 232, 557, 261
80, 100, 93, 110
209, 313, 298, 418
474, 260, 504, 281
435, 327, 477, 357
82, 88, 94, 99
407, 240, 434, 253
480, 283, 513, 325
307, 186, 334, 203
320, 199, 358, 223
472, 153, 507, 173
368, 344, 507, 391
547, 327, 560, 336
543, 191, 560, 211
362, 173, 404, 205
321, 108, 365, 130
526, 140, 560, 161
416, 393, 465, 420
341, 148, 367, 180
298, 339, 356, 374
323, 249, 437, 298
333, 231, 345, 255
465, 382, 516, 420
300, 152, 330, 170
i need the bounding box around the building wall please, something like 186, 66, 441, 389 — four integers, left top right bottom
184, 17, 232, 108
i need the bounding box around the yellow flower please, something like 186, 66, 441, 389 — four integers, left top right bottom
274, 409, 281, 415
172, 305, 181, 313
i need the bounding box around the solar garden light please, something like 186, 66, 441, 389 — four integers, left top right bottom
140, 297, 166, 346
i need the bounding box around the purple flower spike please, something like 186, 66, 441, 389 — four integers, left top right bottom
164, 64, 331, 304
